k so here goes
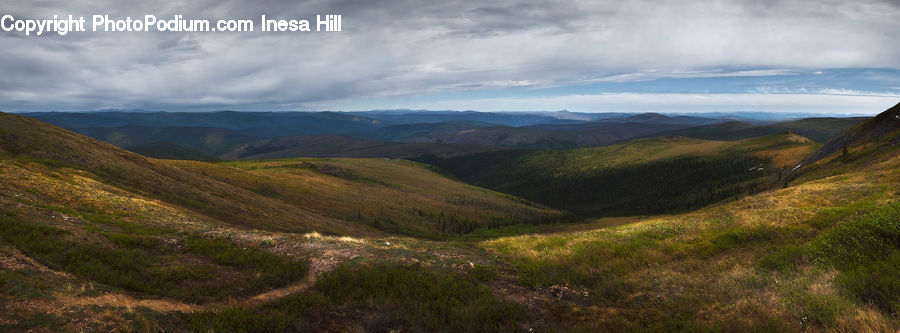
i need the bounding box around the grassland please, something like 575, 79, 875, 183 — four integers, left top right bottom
476, 138, 899, 331
0, 110, 897, 331
166, 158, 559, 238
0, 113, 557, 237
0, 112, 556, 331
424, 133, 819, 216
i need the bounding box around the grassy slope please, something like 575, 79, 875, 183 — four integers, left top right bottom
128, 142, 221, 161
225, 134, 507, 161
71, 126, 251, 156
0, 112, 365, 235
175, 134, 899, 332
0, 113, 557, 331
479, 138, 899, 331
167, 158, 559, 238
656, 117, 867, 143
0, 113, 555, 237
424, 133, 819, 216
1, 110, 897, 331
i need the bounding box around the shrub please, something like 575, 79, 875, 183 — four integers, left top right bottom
756, 244, 806, 272
809, 202, 900, 314
470, 264, 500, 281
183, 236, 308, 287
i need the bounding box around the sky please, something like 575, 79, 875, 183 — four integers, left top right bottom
1, 0, 899, 114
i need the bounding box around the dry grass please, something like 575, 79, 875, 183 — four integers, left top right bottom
167, 158, 560, 238
1, 111, 896, 331
478, 149, 899, 330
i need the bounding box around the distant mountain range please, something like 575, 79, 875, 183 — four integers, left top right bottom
19, 110, 867, 161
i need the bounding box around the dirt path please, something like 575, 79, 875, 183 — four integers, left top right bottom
232, 268, 318, 308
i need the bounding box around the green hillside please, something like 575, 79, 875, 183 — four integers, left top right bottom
477, 103, 900, 331
0, 105, 897, 332
657, 117, 866, 143
128, 142, 221, 161
0, 113, 554, 237
222, 134, 505, 160
168, 158, 559, 238
72, 125, 252, 155
421, 133, 819, 216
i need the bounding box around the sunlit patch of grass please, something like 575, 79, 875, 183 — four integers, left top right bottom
302, 231, 367, 244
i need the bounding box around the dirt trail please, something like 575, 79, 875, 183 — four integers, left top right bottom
231, 268, 318, 309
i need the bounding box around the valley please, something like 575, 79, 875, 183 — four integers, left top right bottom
0, 103, 898, 331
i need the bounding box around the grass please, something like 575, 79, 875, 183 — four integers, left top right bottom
168, 158, 560, 238
0, 270, 53, 299
479, 157, 900, 330
0, 216, 308, 303
0, 312, 65, 332
182, 235, 308, 287
2, 109, 558, 239
189, 262, 525, 332
809, 202, 900, 314
427, 133, 818, 217
1, 111, 897, 331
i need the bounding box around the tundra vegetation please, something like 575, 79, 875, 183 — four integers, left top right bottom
0, 104, 898, 332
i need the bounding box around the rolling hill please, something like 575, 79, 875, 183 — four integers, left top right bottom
71, 125, 252, 156
0, 112, 556, 237
367, 113, 723, 149
655, 117, 866, 143
127, 142, 221, 161
21, 111, 385, 135
420, 133, 820, 216
476, 103, 899, 331
793, 101, 900, 181
222, 134, 506, 160
25, 111, 732, 158
1, 103, 897, 332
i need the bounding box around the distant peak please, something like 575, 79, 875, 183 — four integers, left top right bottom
627, 113, 669, 120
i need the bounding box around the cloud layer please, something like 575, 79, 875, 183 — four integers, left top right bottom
1, 0, 898, 112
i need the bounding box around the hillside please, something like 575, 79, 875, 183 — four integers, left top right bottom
473, 103, 900, 331
28, 111, 736, 158
1, 105, 897, 332
72, 125, 252, 155
221, 134, 506, 160
656, 117, 866, 143
793, 101, 900, 181
22, 111, 385, 135
0, 112, 556, 237
167, 158, 559, 237
127, 142, 221, 161
421, 133, 819, 216
369, 114, 720, 149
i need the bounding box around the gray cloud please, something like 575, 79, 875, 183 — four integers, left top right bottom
0, 0, 898, 111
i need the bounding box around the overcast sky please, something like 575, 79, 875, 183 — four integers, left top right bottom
1, 0, 899, 113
